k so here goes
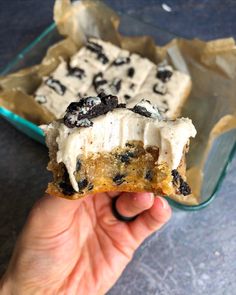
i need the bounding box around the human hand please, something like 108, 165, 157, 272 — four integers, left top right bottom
0, 192, 171, 295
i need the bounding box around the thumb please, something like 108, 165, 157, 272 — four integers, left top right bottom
129, 196, 172, 244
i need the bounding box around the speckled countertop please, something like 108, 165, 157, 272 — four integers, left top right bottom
0, 1, 235, 294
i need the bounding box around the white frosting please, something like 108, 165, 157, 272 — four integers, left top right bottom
54, 108, 196, 191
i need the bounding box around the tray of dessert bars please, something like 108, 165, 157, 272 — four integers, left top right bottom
0, 0, 235, 210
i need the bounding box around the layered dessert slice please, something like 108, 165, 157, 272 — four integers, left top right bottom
44, 93, 197, 205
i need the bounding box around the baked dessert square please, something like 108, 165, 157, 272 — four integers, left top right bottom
104, 50, 154, 85
70, 38, 121, 71
127, 63, 192, 119
86, 71, 139, 103
44, 93, 197, 205
34, 78, 76, 118
51, 59, 97, 96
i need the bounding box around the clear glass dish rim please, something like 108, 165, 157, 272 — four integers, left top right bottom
1, 20, 235, 211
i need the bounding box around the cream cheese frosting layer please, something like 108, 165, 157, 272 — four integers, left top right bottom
54, 108, 196, 191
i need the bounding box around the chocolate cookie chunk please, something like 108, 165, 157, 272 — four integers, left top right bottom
127, 67, 135, 78
172, 169, 191, 196
131, 100, 163, 120
86, 40, 109, 64
93, 72, 107, 92
113, 56, 130, 66
124, 94, 131, 100
117, 151, 136, 164
111, 78, 122, 93
129, 83, 135, 90
116, 103, 127, 108
78, 178, 89, 192
59, 170, 75, 196
64, 114, 93, 128
113, 173, 126, 185
145, 170, 153, 181
45, 77, 66, 95
86, 40, 103, 53
63, 93, 118, 128
156, 66, 173, 82
153, 82, 167, 95
67, 64, 85, 79
97, 52, 109, 64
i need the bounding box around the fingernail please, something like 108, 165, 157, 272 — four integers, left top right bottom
157, 197, 169, 210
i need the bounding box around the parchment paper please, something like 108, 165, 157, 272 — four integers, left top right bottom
0, 0, 235, 201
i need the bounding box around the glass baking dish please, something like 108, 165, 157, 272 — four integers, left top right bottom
0, 14, 235, 211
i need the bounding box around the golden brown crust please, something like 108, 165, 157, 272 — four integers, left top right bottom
46, 182, 197, 205
46, 182, 165, 200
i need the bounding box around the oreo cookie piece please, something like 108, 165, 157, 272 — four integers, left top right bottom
78, 178, 89, 192
93, 72, 107, 92
63, 112, 78, 128
127, 67, 135, 78
111, 78, 122, 93
172, 169, 191, 196
64, 113, 93, 128
35, 95, 47, 104
145, 170, 153, 181
112, 56, 130, 66
130, 83, 135, 90
76, 118, 93, 128
116, 103, 127, 108
86, 40, 109, 64
67, 64, 85, 79
45, 77, 66, 95
124, 94, 131, 100
86, 40, 103, 54
131, 99, 163, 120
113, 173, 126, 185
153, 81, 167, 95
97, 52, 109, 64
117, 151, 135, 164
63, 93, 118, 128
59, 170, 76, 196
59, 181, 75, 196
156, 65, 173, 82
